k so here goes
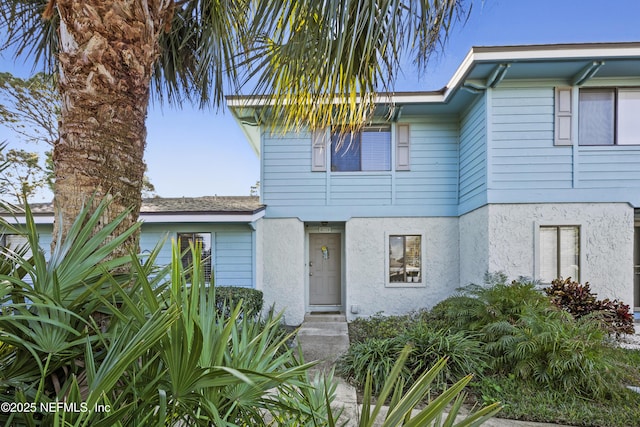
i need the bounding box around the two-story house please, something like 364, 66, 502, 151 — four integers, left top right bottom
228, 42, 640, 325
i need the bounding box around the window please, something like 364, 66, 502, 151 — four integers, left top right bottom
389, 235, 422, 284
579, 88, 640, 145
539, 226, 580, 282
331, 126, 391, 171
177, 233, 212, 283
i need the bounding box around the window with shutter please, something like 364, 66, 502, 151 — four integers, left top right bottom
578, 87, 640, 145
330, 126, 391, 171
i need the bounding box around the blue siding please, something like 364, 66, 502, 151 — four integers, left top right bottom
330, 174, 392, 205
395, 117, 459, 208
458, 95, 487, 213
262, 132, 327, 207
214, 231, 253, 287
490, 87, 573, 191
139, 224, 255, 288
261, 120, 460, 219
578, 146, 640, 188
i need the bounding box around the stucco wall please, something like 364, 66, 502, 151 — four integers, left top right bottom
259, 218, 306, 325
345, 217, 459, 320
459, 206, 489, 286
485, 203, 634, 304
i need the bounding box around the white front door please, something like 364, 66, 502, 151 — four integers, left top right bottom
309, 233, 341, 309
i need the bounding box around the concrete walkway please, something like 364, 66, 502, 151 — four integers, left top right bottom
296, 313, 568, 427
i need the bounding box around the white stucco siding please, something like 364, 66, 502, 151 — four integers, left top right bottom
486, 203, 634, 305
459, 206, 489, 286
345, 217, 459, 320
259, 218, 306, 325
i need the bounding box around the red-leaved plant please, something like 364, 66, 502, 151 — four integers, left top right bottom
544, 277, 635, 336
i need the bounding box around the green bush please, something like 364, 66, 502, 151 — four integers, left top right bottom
432, 275, 551, 333
215, 286, 263, 318
337, 338, 409, 395
482, 308, 625, 399
399, 324, 487, 385
348, 312, 417, 343
427, 295, 485, 332
340, 322, 487, 396
544, 277, 635, 336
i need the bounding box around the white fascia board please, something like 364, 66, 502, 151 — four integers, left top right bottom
139, 210, 265, 224
472, 46, 640, 62
227, 44, 640, 110
0, 215, 53, 225
1, 210, 266, 225
230, 111, 261, 156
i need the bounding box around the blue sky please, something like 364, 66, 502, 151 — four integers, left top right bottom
1, 0, 639, 201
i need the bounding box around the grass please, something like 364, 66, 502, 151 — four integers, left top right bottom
472, 371, 640, 427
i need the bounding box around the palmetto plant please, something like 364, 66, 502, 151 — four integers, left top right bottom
352, 347, 501, 427
0, 201, 335, 426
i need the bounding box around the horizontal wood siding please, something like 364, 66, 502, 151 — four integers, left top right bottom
262, 131, 327, 207
395, 117, 459, 208
459, 96, 486, 210
215, 231, 254, 287
330, 174, 392, 205
139, 224, 255, 288
578, 146, 640, 188
490, 87, 573, 190
139, 231, 172, 265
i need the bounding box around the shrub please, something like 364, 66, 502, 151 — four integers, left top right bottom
427, 295, 485, 332
215, 286, 263, 319
434, 276, 551, 332
544, 277, 634, 336
337, 338, 409, 394
399, 324, 487, 385
482, 308, 626, 399
348, 312, 416, 343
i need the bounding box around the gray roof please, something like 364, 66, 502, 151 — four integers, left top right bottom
2, 196, 264, 216
140, 196, 263, 214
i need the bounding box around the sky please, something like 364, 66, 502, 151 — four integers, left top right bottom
1, 0, 640, 202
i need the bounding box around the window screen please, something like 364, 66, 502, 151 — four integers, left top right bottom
331, 126, 391, 171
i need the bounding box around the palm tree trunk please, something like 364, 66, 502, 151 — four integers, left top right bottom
51, 0, 172, 258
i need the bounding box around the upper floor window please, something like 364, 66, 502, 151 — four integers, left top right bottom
539, 226, 580, 283
331, 126, 391, 171
178, 232, 212, 283
579, 88, 640, 146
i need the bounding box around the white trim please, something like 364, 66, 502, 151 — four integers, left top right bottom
305, 226, 345, 312
140, 211, 265, 223
385, 231, 427, 288
0, 215, 54, 224
533, 222, 584, 283
227, 44, 640, 110
1, 210, 266, 225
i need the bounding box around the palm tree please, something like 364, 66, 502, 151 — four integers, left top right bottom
0, 0, 467, 255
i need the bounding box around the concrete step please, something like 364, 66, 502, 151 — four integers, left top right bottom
304, 313, 347, 322
298, 322, 348, 336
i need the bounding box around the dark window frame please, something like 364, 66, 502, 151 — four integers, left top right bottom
330, 125, 392, 172
177, 232, 212, 284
